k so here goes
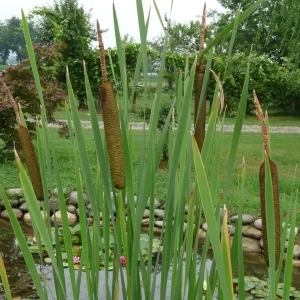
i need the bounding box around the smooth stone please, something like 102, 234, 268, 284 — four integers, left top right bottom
143, 209, 150, 218
18, 198, 26, 205
259, 239, 264, 249
154, 220, 164, 228
141, 218, 149, 226
52, 187, 70, 197
0, 199, 19, 208
154, 209, 165, 218
242, 237, 261, 253
1, 209, 23, 220
286, 227, 299, 241
199, 228, 206, 240
242, 226, 263, 240
87, 218, 94, 225
49, 198, 60, 214
23, 211, 48, 225
293, 260, 300, 268
227, 224, 236, 236
19, 201, 42, 213
202, 222, 208, 231
69, 191, 89, 207
254, 219, 263, 230
50, 211, 77, 226
294, 245, 300, 259
230, 214, 254, 225
260, 239, 289, 250
6, 188, 23, 198
67, 205, 77, 214
146, 199, 161, 209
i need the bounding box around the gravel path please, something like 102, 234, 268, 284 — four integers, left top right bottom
46, 120, 300, 134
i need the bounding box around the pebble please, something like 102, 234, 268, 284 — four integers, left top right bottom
286, 227, 299, 241
147, 199, 161, 209
0, 200, 19, 209
6, 188, 23, 199
52, 187, 70, 197
67, 205, 77, 214
254, 219, 262, 230
242, 237, 261, 253
199, 229, 206, 240
294, 245, 300, 259
69, 191, 89, 207
50, 211, 78, 226
242, 226, 263, 240
230, 214, 254, 225
202, 222, 208, 231
227, 224, 236, 236
143, 209, 150, 218
49, 198, 60, 214
141, 218, 149, 226
1, 209, 23, 220
154, 209, 165, 219
154, 220, 164, 228
23, 211, 48, 225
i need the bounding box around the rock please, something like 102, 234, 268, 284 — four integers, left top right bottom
67, 205, 77, 214
87, 218, 94, 225
19, 201, 42, 213
294, 245, 300, 259
141, 218, 149, 226
254, 219, 263, 230
23, 211, 48, 225
199, 229, 206, 240
242, 226, 263, 240
18, 198, 26, 205
154, 220, 164, 228
0, 200, 19, 209
202, 222, 208, 231
1, 209, 23, 220
230, 214, 254, 225
227, 224, 236, 236
50, 211, 77, 226
146, 199, 161, 209
242, 237, 261, 253
293, 260, 300, 268
69, 191, 89, 207
49, 198, 60, 214
6, 188, 23, 199
154, 209, 165, 218
143, 209, 150, 218
52, 187, 70, 197
259, 239, 264, 249
286, 227, 299, 241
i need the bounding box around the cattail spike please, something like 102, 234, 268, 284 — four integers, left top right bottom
97, 20, 108, 83
253, 90, 270, 157
200, 2, 206, 56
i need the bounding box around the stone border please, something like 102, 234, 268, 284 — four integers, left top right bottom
1, 188, 300, 268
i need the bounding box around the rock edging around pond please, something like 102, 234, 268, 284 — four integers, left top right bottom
1, 187, 300, 268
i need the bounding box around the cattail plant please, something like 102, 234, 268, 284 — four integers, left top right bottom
253, 90, 280, 268
194, 2, 207, 151
0, 78, 43, 200
97, 20, 126, 190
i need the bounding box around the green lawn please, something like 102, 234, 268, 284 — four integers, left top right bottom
1, 128, 299, 221
53, 91, 300, 126
0, 65, 7, 72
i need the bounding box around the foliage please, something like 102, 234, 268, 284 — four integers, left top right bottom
0, 2, 298, 300
211, 53, 300, 116
0, 17, 38, 64
0, 43, 66, 148
27, 226, 162, 270
31, 0, 95, 107
212, 0, 300, 65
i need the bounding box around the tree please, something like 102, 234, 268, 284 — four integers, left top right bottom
0, 17, 37, 64
32, 0, 95, 107
211, 0, 300, 64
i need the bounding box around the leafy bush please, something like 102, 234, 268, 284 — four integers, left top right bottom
0, 43, 66, 148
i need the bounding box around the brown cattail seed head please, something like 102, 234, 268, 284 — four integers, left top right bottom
100, 82, 125, 189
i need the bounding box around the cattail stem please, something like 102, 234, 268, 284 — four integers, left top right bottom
97, 20, 108, 83
254, 91, 280, 269
194, 3, 207, 151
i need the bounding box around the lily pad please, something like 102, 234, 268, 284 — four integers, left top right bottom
245, 281, 256, 292
44, 257, 52, 264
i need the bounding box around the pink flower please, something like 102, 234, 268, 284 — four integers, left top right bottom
73, 256, 80, 264
120, 256, 126, 268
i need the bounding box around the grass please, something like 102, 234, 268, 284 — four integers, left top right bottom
0, 65, 7, 72
1, 128, 299, 221
53, 91, 300, 127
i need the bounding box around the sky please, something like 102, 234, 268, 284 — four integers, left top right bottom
1, 0, 224, 47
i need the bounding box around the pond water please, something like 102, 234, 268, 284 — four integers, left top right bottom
0, 219, 300, 299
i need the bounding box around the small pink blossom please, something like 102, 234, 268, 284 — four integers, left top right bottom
120, 256, 126, 268
73, 256, 80, 264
